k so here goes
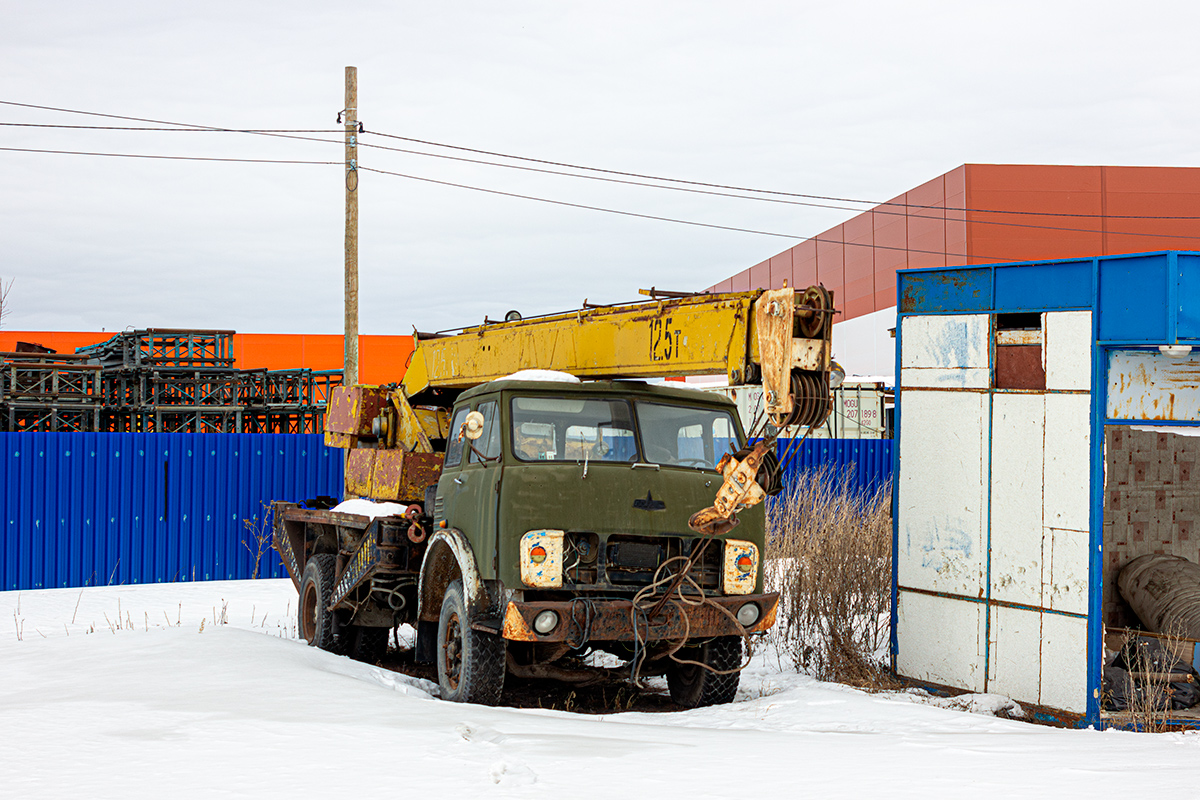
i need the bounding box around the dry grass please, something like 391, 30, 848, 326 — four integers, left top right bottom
1120, 620, 1191, 732
764, 466, 895, 688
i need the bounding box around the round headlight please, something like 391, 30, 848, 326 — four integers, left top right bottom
736, 602, 760, 627
533, 610, 559, 634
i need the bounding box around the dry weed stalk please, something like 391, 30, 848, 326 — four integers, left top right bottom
242, 504, 274, 580
765, 465, 894, 688
1123, 618, 1190, 733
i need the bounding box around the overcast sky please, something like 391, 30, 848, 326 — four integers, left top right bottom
3, 1, 1199, 336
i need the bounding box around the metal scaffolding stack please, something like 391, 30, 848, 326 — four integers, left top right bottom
0, 330, 342, 433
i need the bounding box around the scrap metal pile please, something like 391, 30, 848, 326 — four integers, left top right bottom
0, 330, 341, 433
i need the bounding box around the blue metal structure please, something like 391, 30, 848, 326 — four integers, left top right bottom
0, 433, 343, 591
776, 437, 892, 498
895, 250, 1200, 728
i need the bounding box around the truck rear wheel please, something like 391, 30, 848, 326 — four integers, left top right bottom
299, 554, 339, 652
666, 636, 742, 708
437, 579, 505, 705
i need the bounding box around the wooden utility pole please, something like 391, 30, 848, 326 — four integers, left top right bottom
344, 66, 360, 386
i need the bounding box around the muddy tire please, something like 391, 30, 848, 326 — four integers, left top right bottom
437, 579, 505, 705
667, 636, 742, 708
299, 554, 339, 652
343, 625, 389, 664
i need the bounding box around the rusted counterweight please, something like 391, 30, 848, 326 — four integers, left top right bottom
345, 449, 444, 502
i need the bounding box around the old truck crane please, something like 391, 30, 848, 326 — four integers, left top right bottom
272, 285, 836, 707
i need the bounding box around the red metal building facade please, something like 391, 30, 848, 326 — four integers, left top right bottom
709, 165, 1200, 324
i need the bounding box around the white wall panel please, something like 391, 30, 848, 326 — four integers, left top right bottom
1044, 393, 1092, 532
898, 390, 987, 596
990, 394, 1046, 607
1044, 311, 1092, 391
988, 606, 1042, 706
1040, 613, 1089, 714
900, 315, 990, 389
897, 591, 987, 692
1048, 527, 1090, 616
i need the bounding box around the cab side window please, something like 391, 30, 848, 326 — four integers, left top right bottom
469, 401, 501, 463
444, 406, 470, 468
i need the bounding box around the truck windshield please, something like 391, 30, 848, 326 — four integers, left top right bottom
510, 396, 638, 462
634, 401, 741, 470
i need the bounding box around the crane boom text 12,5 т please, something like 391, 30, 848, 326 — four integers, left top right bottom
272, 285, 836, 706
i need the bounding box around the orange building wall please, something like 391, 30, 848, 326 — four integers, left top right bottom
0, 332, 414, 386
711, 164, 1200, 322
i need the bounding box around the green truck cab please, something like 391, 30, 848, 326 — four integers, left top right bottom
275, 375, 779, 708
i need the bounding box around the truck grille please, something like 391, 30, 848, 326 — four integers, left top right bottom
603, 534, 720, 589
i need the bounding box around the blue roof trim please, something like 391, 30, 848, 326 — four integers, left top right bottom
897, 251, 1200, 325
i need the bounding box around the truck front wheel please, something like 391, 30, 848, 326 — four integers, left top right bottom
666, 636, 742, 708
437, 579, 505, 705
299, 554, 339, 652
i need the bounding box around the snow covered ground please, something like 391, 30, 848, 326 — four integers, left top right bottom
3, 580, 1199, 798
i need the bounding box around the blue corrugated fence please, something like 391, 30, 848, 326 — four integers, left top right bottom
0, 433, 343, 591
1, 433, 890, 591
775, 438, 893, 498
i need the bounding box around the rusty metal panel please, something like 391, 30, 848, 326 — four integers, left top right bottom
369, 450, 443, 503
1040, 613, 1088, 713
899, 314, 990, 388
369, 449, 407, 501
987, 605, 1042, 704
1044, 311, 1092, 391
895, 590, 986, 692
345, 449, 375, 496
323, 385, 389, 446
1044, 393, 1091, 532
994, 345, 1045, 390
897, 390, 987, 596
990, 394, 1045, 607
1107, 349, 1200, 420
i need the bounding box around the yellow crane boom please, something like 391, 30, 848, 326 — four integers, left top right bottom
322, 285, 836, 510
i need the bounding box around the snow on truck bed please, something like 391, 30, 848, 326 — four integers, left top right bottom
2, 580, 1198, 798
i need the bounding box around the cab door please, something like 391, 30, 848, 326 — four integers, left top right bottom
436, 399, 503, 579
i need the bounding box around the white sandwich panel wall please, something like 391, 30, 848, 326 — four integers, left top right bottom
1044, 393, 1092, 533
899, 314, 990, 389
1047, 527, 1090, 616
989, 394, 1046, 608
987, 605, 1042, 705
897, 590, 987, 693
1044, 311, 1092, 391
1039, 613, 1089, 713
897, 390, 988, 597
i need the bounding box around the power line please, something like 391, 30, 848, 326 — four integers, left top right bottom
358, 164, 1002, 261
8, 115, 1200, 243
365, 129, 1200, 222
0, 146, 337, 165
0, 100, 343, 148
352, 135, 1200, 244
7, 99, 1200, 250
0, 122, 340, 133
8, 99, 1200, 222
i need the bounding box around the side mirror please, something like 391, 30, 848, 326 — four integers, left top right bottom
459, 410, 486, 441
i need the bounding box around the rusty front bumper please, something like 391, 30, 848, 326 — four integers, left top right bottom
500, 592, 779, 643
